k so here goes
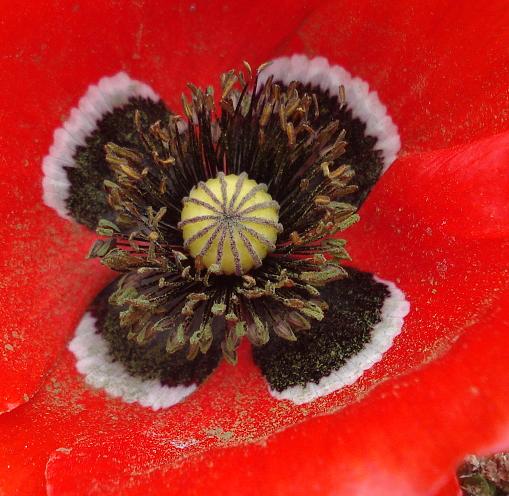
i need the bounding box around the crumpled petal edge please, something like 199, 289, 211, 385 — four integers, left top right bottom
258, 54, 401, 170
269, 276, 410, 405
41, 72, 160, 220
68, 312, 196, 411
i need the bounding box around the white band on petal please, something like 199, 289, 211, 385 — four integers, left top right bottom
69, 312, 195, 410
42, 73, 160, 220
269, 276, 410, 405
258, 55, 401, 171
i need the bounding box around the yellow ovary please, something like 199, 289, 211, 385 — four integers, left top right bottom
179, 172, 282, 275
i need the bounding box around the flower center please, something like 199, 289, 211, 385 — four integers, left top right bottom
179, 172, 282, 275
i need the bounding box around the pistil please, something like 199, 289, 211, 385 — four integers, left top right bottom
179, 172, 282, 275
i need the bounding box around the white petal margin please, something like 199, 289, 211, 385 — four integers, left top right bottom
68, 312, 196, 411
269, 276, 410, 405
257, 55, 401, 171
42, 72, 160, 220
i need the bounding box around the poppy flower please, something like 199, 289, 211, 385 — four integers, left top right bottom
1, 1, 509, 496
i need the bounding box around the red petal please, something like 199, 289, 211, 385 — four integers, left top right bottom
341, 131, 509, 391
1, 133, 508, 494
274, 0, 509, 154
48, 291, 509, 496
0, 0, 318, 413
0, 209, 112, 414
2, 1, 509, 492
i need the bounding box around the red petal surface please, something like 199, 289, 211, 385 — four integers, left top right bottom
2, 1, 509, 494
0, 0, 318, 413
274, 0, 509, 154
1, 129, 508, 495
48, 291, 509, 496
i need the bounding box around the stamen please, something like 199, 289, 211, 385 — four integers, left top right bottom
85, 60, 366, 367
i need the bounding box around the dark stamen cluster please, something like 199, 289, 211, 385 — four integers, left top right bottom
88, 61, 359, 364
